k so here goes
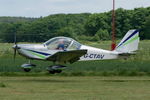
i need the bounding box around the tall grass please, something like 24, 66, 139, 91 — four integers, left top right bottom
0, 40, 150, 76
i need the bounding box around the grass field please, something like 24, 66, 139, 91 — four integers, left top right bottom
0, 76, 150, 100
0, 40, 150, 76
0, 41, 150, 100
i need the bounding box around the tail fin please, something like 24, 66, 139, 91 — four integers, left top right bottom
115, 29, 140, 53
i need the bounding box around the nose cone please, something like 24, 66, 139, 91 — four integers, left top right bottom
12, 45, 16, 49
12, 45, 21, 49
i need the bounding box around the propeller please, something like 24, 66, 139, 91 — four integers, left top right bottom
13, 33, 18, 61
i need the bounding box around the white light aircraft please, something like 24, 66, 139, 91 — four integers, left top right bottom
13, 29, 139, 74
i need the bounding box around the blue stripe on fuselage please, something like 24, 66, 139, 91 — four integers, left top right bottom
25, 49, 51, 56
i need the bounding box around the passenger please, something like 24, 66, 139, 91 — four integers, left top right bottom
56, 39, 65, 50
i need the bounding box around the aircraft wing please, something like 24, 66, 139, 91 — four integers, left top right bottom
46, 49, 87, 63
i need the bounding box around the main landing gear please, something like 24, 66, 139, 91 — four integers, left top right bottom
47, 65, 66, 74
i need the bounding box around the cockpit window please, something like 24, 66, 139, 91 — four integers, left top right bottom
45, 37, 71, 50
44, 37, 81, 50
68, 41, 81, 50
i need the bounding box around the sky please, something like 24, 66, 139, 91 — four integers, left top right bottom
0, 0, 150, 17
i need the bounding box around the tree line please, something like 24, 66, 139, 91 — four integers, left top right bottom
0, 7, 150, 43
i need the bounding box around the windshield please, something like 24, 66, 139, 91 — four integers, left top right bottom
44, 37, 81, 50
68, 40, 81, 50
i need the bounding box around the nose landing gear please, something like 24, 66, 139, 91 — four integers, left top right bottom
21, 63, 36, 72
21, 60, 36, 72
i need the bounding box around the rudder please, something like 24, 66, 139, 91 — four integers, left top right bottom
115, 29, 140, 53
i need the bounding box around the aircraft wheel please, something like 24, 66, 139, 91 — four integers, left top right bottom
49, 70, 55, 74
23, 68, 31, 72
55, 70, 62, 73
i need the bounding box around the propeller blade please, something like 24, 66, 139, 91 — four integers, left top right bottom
14, 32, 17, 45
14, 47, 16, 61
13, 33, 17, 61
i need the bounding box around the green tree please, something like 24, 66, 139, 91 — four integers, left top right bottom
96, 29, 110, 40
143, 16, 150, 39
85, 13, 110, 36
2, 23, 23, 43
0, 7, 150, 42
57, 27, 76, 38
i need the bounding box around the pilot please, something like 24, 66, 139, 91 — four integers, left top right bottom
56, 39, 65, 50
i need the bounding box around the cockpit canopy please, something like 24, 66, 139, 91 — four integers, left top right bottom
44, 37, 81, 50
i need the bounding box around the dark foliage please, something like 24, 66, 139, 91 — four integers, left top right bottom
0, 7, 150, 42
